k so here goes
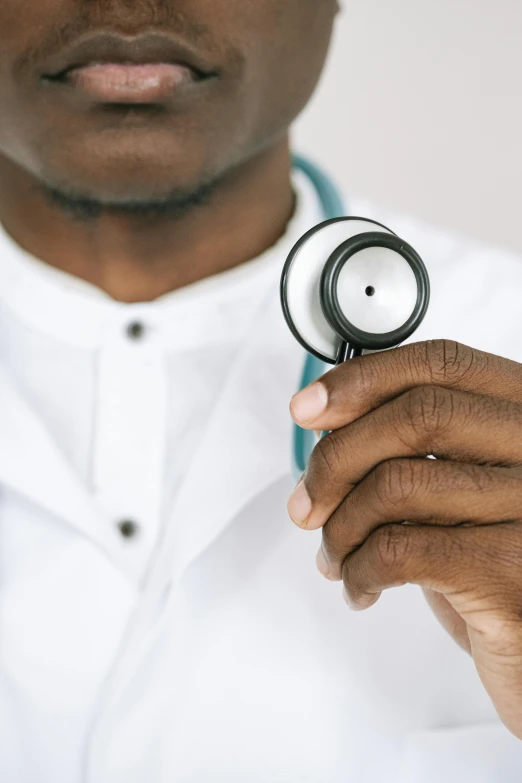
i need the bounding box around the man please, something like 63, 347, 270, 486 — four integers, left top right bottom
0, 1, 522, 781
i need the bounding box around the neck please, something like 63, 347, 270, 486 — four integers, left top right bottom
0, 140, 295, 303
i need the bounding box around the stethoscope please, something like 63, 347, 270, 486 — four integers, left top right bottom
284, 156, 431, 479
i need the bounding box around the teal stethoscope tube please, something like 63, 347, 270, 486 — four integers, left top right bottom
291, 155, 347, 480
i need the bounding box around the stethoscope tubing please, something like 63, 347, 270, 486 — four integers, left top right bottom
290, 156, 346, 478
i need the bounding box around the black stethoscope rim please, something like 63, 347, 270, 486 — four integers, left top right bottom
280, 216, 402, 364
320, 232, 431, 351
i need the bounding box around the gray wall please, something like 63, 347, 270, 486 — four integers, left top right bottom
295, 0, 522, 253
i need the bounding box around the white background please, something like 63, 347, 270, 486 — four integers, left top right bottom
295, 0, 522, 253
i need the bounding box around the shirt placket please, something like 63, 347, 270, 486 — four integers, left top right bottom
92, 310, 167, 582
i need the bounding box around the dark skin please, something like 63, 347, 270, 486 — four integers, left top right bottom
289, 341, 522, 739
0, 0, 338, 301
2, 0, 522, 744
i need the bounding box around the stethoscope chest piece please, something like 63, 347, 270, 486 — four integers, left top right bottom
281, 217, 430, 364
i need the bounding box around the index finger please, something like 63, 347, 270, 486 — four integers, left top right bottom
290, 340, 522, 431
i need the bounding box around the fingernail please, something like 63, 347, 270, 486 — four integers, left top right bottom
291, 383, 328, 424
287, 480, 312, 527
316, 547, 330, 579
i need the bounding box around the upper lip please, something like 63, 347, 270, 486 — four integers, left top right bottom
42, 32, 217, 80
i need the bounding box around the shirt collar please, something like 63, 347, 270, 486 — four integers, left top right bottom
0, 168, 322, 352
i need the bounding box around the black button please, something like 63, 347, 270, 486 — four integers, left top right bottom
126, 321, 146, 340
117, 519, 140, 539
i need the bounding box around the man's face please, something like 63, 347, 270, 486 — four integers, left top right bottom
0, 0, 337, 206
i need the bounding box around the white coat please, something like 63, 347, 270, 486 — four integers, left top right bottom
1, 181, 522, 783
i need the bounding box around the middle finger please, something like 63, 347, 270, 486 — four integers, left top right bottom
288, 385, 522, 530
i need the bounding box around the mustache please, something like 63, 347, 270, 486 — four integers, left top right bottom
13, 1, 215, 77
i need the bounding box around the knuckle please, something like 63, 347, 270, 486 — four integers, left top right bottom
401, 385, 455, 442
322, 516, 348, 562
372, 460, 418, 511
327, 355, 372, 406
465, 463, 501, 494
331, 355, 379, 410
421, 340, 479, 386
344, 358, 372, 402
341, 578, 359, 608
373, 525, 410, 571
321, 525, 338, 562
311, 430, 345, 477
342, 558, 365, 605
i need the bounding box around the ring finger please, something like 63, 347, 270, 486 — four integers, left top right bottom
320, 458, 522, 580
289, 386, 522, 531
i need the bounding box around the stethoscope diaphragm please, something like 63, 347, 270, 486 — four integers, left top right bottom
281, 217, 430, 364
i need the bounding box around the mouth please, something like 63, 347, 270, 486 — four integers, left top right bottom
42, 32, 218, 104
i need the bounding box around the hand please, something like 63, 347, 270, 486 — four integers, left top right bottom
288, 341, 522, 739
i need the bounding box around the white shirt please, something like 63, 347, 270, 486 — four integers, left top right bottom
0, 167, 320, 584
1, 164, 522, 782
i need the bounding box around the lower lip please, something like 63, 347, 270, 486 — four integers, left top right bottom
64, 63, 194, 103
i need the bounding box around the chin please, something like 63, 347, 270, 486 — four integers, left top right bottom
39, 126, 219, 206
